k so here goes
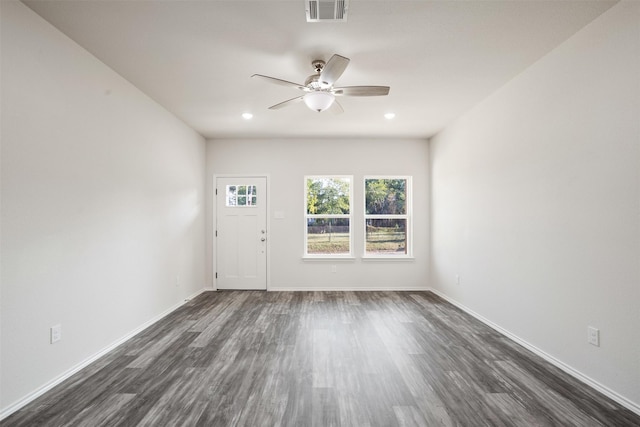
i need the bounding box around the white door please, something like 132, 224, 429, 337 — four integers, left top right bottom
216, 176, 267, 290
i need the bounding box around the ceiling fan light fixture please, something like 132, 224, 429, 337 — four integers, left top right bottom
303, 91, 335, 112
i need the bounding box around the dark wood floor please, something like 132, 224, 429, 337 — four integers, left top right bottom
3, 291, 639, 426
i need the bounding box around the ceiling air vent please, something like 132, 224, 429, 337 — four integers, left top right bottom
306, 0, 349, 22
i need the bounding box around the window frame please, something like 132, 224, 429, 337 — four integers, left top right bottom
363, 176, 413, 259
304, 175, 354, 259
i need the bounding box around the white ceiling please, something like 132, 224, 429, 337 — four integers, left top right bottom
23, 0, 616, 140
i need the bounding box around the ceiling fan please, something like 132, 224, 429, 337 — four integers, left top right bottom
252, 54, 390, 113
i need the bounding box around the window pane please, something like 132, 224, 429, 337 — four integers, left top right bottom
307, 218, 350, 255
226, 185, 237, 206
307, 177, 350, 215
365, 179, 406, 215
365, 219, 406, 255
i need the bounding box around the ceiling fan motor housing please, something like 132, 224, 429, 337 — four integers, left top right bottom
305, 60, 328, 89
305, 74, 323, 90
312, 59, 325, 73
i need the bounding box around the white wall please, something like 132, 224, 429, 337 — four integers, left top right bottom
430, 0, 639, 410
0, 1, 206, 414
206, 138, 429, 290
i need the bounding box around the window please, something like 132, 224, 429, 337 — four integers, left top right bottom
305, 176, 352, 256
364, 177, 411, 257
226, 185, 257, 207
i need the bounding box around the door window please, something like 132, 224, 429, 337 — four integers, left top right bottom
226, 185, 257, 207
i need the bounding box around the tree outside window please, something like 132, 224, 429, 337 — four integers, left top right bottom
305, 176, 352, 256
364, 177, 411, 256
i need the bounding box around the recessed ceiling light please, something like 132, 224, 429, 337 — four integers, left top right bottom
242, 112, 253, 120
384, 112, 396, 120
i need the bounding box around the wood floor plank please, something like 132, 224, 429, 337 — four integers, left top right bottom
312, 387, 339, 427
494, 359, 606, 426
412, 392, 454, 427
189, 291, 251, 347
393, 405, 429, 427
484, 393, 547, 427
3, 290, 639, 427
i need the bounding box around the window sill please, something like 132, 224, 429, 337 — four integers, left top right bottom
361, 256, 415, 262
302, 256, 356, 262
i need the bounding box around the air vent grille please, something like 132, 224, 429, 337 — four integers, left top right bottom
306, 0, 348, 22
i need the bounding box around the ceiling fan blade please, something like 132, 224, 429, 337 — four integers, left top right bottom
268, 96, 304, 110
330, 99, 344, 115
319, 54, 350, 87
252, 74, 306, 91
333, 86, 390, 96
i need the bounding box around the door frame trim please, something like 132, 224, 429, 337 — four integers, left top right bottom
213, 174, 270, 291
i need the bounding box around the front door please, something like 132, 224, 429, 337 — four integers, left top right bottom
216, 176, 267, 290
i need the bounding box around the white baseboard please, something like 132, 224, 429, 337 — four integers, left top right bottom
268, 286, 429, 292
429, 289, 640, 417
0, 288, 208, 421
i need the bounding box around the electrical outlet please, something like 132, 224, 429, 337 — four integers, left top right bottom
331, 265, 337, 273
50, 324, 61, 344
587, 326, 600, 347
